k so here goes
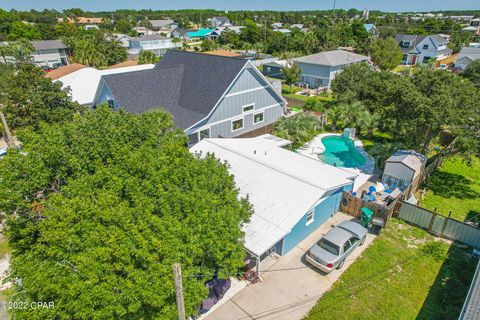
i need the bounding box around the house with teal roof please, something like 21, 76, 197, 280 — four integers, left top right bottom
186, 29, 214, 40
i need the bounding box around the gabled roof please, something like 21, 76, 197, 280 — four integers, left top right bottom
190, 138, 356, 256
101, 50, 249, 129
395, 34, 427, 53
129, 34, 168, 42
149, 19, 175, 28
31, 39, 66, 51
58, 64, 155, 105
363, 24, 377, 32
293, 50, 369, 67
386, 150, 427, 174
45, 63, 87, 80
457, 47, 480, 62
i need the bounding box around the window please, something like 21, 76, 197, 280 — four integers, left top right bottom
199, 128, 210, 140
266, 66, 271, 72
242, 104, 254, 113
317, 239, 339, 255
306, 210, 314, 226
401, 41, 410, 47
231, 118, 244, 132
423, 56, 431, 63
423, 44, 429, 49
188, 133, 199, 145
107, 99, 115, 108
343, 240, 352, 253
253, 112, 264, 124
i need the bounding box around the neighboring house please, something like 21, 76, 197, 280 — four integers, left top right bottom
462, 18, 480, 35
363, 24, 379, 37
31, 40, 69, 67
455, 47, 480, 70
149, 19, 177, 30
291, 24, 304, 30
68, 17, 103, 24
45, 63, 86, 80
132, 26, 157, 36
382, 150, 427, 191
395, 34, 452, 65
459, 259, 480, 320
190, 137, 357, 261
261, 60, 291, 78
84, 24, 99, 30
106, 60, 139, 69
0, 40, 69, 67
186, 29, 214, 40
207, 26, 244, 39
292, 50, 369, 88
111, 33, 130, 47
171, 28, 194, 41
210, 16, 233, 28
272, 22, 283, 30
92, 51, 287, 144
56, 64, 155, 106
275, 29, 292, 36
127, 35, 181, 56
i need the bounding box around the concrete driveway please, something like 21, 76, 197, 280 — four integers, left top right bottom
205, 212, 376, 320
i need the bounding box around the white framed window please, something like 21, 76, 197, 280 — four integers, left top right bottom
253, 111, 264, 125
242, 103, 255, 113
231, 118, 244, 132
107, 99, 115, 108
199, 128, 210, 141
306, 210, 314, 226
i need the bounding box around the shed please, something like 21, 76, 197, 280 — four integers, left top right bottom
382, 150, 427, 191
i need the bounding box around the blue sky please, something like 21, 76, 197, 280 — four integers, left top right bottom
1, 0, 479, 12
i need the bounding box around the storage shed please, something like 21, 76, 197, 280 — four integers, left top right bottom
382, 150, 427, 191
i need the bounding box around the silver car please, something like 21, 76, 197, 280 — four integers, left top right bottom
306, 220, 368, 273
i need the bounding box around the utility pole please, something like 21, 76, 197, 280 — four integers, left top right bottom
0, 104, 14, 148
333, 0, 336, 11
172, 263, 186, 320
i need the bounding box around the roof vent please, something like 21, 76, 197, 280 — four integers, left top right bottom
264, 150, 267, 155
254, 150, 256, 155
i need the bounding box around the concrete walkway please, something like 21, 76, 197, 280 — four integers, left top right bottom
205, 213, 376, 320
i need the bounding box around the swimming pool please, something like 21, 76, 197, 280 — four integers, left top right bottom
318, 135, 366, 168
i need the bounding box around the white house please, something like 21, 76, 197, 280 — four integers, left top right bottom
190, 137, 357, 267
56, 64, 155, 106
127, 34, 181, 56
455, 47, 480, 70
382, 150, 427, 191
210, 16, 233, 28
207, 26, 244, 39
396, 34, 452, 65
1, 40, 71, 67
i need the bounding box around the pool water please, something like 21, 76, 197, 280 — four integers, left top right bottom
318, 135, 366, 168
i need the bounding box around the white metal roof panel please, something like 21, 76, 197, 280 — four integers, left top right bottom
190, 138, 355, 256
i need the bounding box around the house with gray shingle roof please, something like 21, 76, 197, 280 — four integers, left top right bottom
93, 50, 287, 145
210, 16, 232, 28
292, 49, 369, 88
395, 34, 452, 65
455, 47, 480, 70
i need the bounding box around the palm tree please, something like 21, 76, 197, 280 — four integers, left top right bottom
273, 113, 322, 149
73, 38, 106, 67
326, 106, 342, 131
0, 44, 12, 63
357, 110, 380, 138
9, 39, 34, 64
282, 64, 302, 91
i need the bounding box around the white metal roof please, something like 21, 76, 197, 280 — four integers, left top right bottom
190, 138, 356, 256
386, 150, 427, 177
56, 64, 155, 105
293, 49, 369, 67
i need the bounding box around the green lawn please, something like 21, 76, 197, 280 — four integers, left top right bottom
418, 156, 480, 222
305, 219, 476, 320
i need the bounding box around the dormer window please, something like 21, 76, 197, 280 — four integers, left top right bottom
107, 99, 115, 108
423, 44, 429, 49
401, 41, 411, 47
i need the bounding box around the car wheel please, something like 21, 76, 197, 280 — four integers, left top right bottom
337, 259, 345, 270
360, 236, 366, 246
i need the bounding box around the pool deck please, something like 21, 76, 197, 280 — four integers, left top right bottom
297, 133, 375, 192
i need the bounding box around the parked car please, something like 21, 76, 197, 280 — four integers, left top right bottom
306, 220, 368, 273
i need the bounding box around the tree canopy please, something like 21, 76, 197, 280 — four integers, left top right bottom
138, 50, 159, 64
463, 60, 480, 87
331, 64, 480, 157
1, 63, 82, 131
369, 38, 403, 70
0, 106, 252, 319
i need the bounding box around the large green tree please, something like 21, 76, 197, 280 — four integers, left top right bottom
0, 106, 252, 319
463, 59, 480, 87
1, 63, 82, 130
7, 21, 41, 40
138, 50, 159, 64
369, 38, 403, 71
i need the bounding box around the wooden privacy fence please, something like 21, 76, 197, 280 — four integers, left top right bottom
283, 96, 305, 108
398, 202, 480, 249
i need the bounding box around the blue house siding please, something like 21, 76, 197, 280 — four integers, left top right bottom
262, 65, 283, 78
280, 184, 351, 255
295, 62, 332, 88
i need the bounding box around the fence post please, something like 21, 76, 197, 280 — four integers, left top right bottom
440, 211, 451, 238
428, 212, 437, 233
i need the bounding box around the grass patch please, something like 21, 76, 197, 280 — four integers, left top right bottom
418, 156, 480, 222
305, 219, 476, 320
0, 239, 11, 257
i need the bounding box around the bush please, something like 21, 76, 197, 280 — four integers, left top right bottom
303, 97, 326, 112
421, 241, 448, 261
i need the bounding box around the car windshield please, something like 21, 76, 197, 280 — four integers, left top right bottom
317, 238, 340, 255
